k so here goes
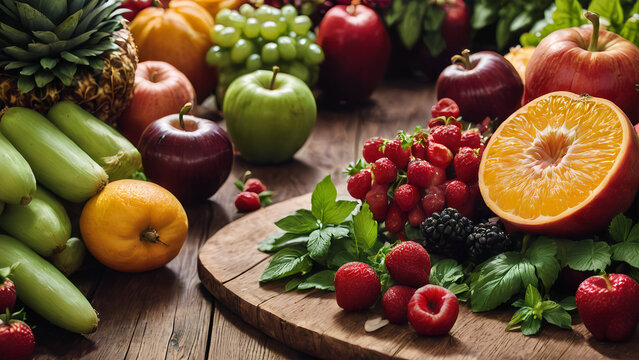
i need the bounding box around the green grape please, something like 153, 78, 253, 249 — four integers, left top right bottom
288, 61, 310, 84
277, 36, 296, 60
219, 67, 240, 86
260, 21, 280, 41
261, 42, 280, 63
215, 26, 241, 48
243, 17, 260, 38
276, 16, 288, 34
210, 24, 224, 43
306, 31, 316, 43
291, 15, 312, 35
231, 39, 254, 64
281, 5, 297, 23
215, 8, 232, 26
227, 11, 247, 30
245, 53, 262, 72
304, 43, 324, 65
270, 7, 281, 18
255, 5, 277, 22
239, 3, 255, 17
295, 37, 310, 59
205, 46, 231, 68
254, 36, 267, 48
300, 2, 314, 16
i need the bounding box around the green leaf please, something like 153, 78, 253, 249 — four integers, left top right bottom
274, 209, 318, 234
518, 260, 539, 289
398, 0, 427, 49
525, 237, 560, 291
328, 249, 358, 269
353, 203, 378, 250
258, 232, 309, 252
422, 30, 446, 57
620, 15, 639, 47
512, 298, 525, 308
423, 4, 446, 31
16, 75, 35, 93
259, 247, 313, 283
566, 239, 611, 272
496, 12, 516, 49
470, 252, 526, 312
3, 46, 39, 61
553, 0, 586, 27
506, 307, 532, 331
558, 296, 577, 311
34, 70, 54, 87
15, 2, 56, 31
609, 213, 632, 243
311, 175, 337, 222
611, 241, 639, 267
19, 64, 39, 76
471, 0, 500, 29
589, 0, 624, 31
628, 223, 639, 242
307, 229, 332, 262
39, 57, 58, 69
511, 11, 534, 31
430, 258, 465, 288
524, 284, 542, 308
543, 307, 572, 329
323, 200, 358, 225
55, 9, 83, 40
297, 270, 336, 291
31, 0, 67, 23
555, 239, 572, 267
384, 0, 407, 27
285, 277, 303, 291
448, 283, 470, 296
0, 23, 31, 45
521, 315, 542, 336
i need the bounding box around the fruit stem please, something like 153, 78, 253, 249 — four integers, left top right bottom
451, 49, 472, 70
150, 70, 158, 83
179, 102, 192, 130
347, 0, 360, 15
599, 273, 613, 291
140, 227, 169, 247
269, 66, 280, 90
585, 11, 600, 52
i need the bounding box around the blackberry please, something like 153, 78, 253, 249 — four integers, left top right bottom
420, 208, 474, 260
466, 220, 512, 262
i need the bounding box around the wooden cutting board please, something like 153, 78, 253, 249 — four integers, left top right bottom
197, 194, 639, 360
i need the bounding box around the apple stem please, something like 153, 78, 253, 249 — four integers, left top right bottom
347, 0, 360, 15
179, 102, 192, 130
585, 11, 600, 52
599, 273, 613, 291
269, 66, 280, 90
451, 49, 472, 70
150, 70, 158, 83
140, 227, 169, 247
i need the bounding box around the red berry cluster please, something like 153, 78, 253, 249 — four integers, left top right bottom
234, 172, 273, 212
346, 98, 487, 233
0, 275, 35, 360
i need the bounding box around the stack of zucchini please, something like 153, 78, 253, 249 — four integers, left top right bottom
0, 102, 141, 334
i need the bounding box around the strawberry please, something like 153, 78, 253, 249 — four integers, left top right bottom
444, 179, 469, 211
394, 184, 420, 212
383, 139, 411, 170
382, 285, 416, 324
385, 241, 431, 288
431, 165, 447, 186
334, 262, 381, 312
362, 137, 385, 163
410, 140, 428, 160
430, 124, 462, 153
407, 160, 434, 188
427, 142, 453, 169
365, 183, 389, 221
478, 142, 486, 156
347, 169, 372, 200
243, 178, 267, 194
408, 204, 427, 227
422, 186, 446, 217
431, 98, 460, 119
459, 129, 482, 149
385, 202, 407, 234
408, 285, 459, 336
0, 277, 16, 313
234, 192, 261, 212
576, 273, 639, 342
454, 147, 481, 183
0, 310, 35, 360
371, 158, 397, 184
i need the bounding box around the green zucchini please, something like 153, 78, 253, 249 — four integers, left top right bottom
47, 102, 142, 181
0, 107, 108, 203
0, 131, 36, 205
0, 234, 98, 334
0, 187, 70, 256
51, 237, 86, 276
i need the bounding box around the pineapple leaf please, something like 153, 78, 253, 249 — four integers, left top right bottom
55, 9, 83, 40
19, 64, 40, 76
15, 2, 56, 31
27, 42, 51, 57
68, 0, 85, 14
0, 22, 31, 45
4, 61, 30, 70
34, 70, 55, 87
96, 19, 122, 34
40, 57, 59, 69
71, 49, 103, 57
110, 8, 131, 18
3, 46, 39, 61
62, 29, 97, 49
88, 2, 122, 32
17, 75, 35, 93
91, 38, 119, 52
80, 0, 101, 18
32, 30, 60, 43
0, 3, 16, 19
61, 51, 90, 66
88, 57, 104, 70
85, 31, 113, 46
30, 1, 68, 24
0, 0, 17, 16
52, 62, 77, 86
76, 0, 120, 34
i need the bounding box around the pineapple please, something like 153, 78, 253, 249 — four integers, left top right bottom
0, 0, 137, 125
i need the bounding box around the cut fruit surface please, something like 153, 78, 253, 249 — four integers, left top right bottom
479, 91, 639, 236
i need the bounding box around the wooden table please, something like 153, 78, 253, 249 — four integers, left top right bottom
32, 80, 435, 359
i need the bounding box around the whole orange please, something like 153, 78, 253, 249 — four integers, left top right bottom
80, 180, 188, 272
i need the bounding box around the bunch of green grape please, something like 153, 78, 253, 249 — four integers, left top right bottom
206, 4, 325, 102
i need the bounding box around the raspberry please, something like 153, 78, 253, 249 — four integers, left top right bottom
408, 204, 426, 227
445, 179, 469, 210
427, 142, 453, 169
394, 184, 420, 212
459, 129, 482, 149
362, 137, 385, 163
347, 169, 372, 200
408, 285, 459, 336
383, 139, 411, 170
382, 285, 416, 324
334, 262, 381, 311
235, 192, 261, 212
385, 202, 407, 233
385, 241, 431, 288
365, 183, 389, 221
411, 140, 427, 160
243, 178, 267, 194
454, 147, 481, 183
430, 125, 461, 153
407, 160, 434, 188
431, 98, 460, 119
371, 157, 397, 184
422, 186, 445, 217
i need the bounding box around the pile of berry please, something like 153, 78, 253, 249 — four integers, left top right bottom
233, 171, 273, 212
346, 98, 488, 235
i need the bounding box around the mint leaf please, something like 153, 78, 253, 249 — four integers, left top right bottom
470, 252, 526, 312
628, 223, 639, 242
524, 284, 542, 308
525, 237, 560, 291
353, 203, 378, 250
323, 200, 358, 225
430, 258, 465, 287
297, 270, 336, 291
518, 260, 539, 289
397, 0, 427, 49
308, 228, 335, 262
258, 232, 309, 252
448, 283, 470, 296
521, 315, 542, 336
311, 175, 337, 222
259, 247, 313, 283
274, 209, 318, 234
542, 306, 572, 329
555, 239, 573, 267
566, 239, 611, 272
471, 0, 499, 29
285, 277, 303, 291
609, 213, 632, 243
506, 307, 532, 331
588, 0, 624, 31
620, 14, 639, 45
328, 250, 358, 269
512, 298, 525, 308
558, 296, 577, 311
553, 0, 585, 27
611, 241, 639, 268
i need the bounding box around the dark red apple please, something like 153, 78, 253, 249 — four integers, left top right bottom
138, 104, 233, 205
524, 12, 639, 124
317, 1, 390, 102
436, 49, 523, 123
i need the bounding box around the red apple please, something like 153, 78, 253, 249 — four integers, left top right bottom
317, 2, 390, 102
119, 61, 196, 145
138, 103, 233, 205
524, 12, 639, 124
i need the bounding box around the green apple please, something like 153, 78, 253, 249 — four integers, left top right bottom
223, 67, 316, 164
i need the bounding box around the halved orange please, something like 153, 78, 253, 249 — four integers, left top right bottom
479, 91, 639, 236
